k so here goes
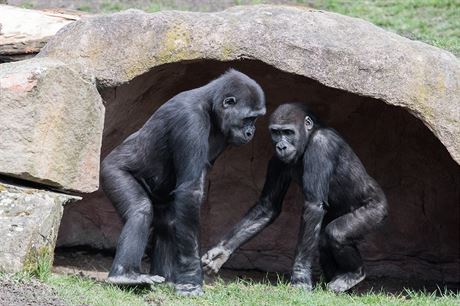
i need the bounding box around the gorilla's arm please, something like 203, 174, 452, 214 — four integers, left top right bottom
202, 157, 291, 274
171, 115, 211, 289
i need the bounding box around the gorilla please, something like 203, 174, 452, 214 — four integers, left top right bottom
202, 103, 388, 293
100, 69, 266, 296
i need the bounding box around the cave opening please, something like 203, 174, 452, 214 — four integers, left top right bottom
55, 59, 460, 284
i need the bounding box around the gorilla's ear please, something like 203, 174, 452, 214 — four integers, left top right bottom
304, 116, 314, 130
223, 96, 237, 108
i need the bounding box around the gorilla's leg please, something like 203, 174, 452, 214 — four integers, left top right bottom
324, 201, 387, 292
319, 231, 338, 282
150, 205, 176, 282
101, 165, 164, 285
173, 179, 206, 296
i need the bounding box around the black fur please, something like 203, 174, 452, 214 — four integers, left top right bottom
101, 69, 266, 295
202, 103, 388, 292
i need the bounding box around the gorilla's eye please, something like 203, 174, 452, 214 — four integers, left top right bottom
223, 96, 237, 108
282, 129, 295, 136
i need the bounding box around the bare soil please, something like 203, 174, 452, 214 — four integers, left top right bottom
0, 276, 67, 306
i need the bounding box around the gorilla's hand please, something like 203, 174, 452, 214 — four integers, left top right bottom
201, 245, 232, 274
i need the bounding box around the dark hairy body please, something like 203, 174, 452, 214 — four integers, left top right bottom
202, 103, 388, 292
101, 69, 266, 296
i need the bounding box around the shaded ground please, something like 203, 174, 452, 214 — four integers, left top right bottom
0, 276, 67, 306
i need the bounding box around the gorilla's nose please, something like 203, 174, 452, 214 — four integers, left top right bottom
276, 143, 287, 151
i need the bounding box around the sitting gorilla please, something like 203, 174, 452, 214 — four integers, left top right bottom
202, 103, 388, 292
101, 69, 266, 296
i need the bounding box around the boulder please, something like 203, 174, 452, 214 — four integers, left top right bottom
0, 180, 80, 273
0, 58, 104, 193
0, 5, 84, 62
39, 6, 460, 164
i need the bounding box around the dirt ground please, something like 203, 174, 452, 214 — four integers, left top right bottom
0, 277, 67, 306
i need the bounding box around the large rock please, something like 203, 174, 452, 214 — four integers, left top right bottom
0, 5, 83, 62
0, 180, 79, 273
0, 58, 104, 193
39, 6, 460, 164
34, 5, 458, 282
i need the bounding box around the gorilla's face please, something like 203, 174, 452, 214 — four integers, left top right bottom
215, 73, 266, 145
269, 124, 300, 163
222, 97, 265, 145
269, 105, 314, 164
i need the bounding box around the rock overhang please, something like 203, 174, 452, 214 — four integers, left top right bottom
37, 5, 459, 165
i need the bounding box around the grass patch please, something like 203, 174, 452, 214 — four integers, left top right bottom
23, 246, 53, 281
100, 1, 127, 13
78, 4, 93, 12
47, 274, 148, 306
46, 274, 460, 306
310, 0, 459, 55
20, 1, 35, 9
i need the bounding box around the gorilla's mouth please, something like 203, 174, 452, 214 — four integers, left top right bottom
228, 126, 255, 145
277, 150, 296, 163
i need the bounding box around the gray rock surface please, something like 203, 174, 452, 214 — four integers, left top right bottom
0, 5, 82, 62
0, 57, 104, 193
38, 5, 460, 164
0, 181, 80, 273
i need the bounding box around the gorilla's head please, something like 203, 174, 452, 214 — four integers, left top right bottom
269, 103, 317, 164
212, 69, 266, 145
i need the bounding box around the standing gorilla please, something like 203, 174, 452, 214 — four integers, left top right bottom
202, 103, 388, 292
101, 69, 266, 296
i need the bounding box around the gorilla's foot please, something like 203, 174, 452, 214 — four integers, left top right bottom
290, 272, 313, 291
291, 281, 313, 291
326, 269, 365, 293
175, 283, 204, 296
107, 273, 165, 285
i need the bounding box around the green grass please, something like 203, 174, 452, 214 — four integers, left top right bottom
78, 4, 93, 12
311, 0, 459, 56
100, 1, 127, 13
46, 274, 460, 306
20, 1, 35, 9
